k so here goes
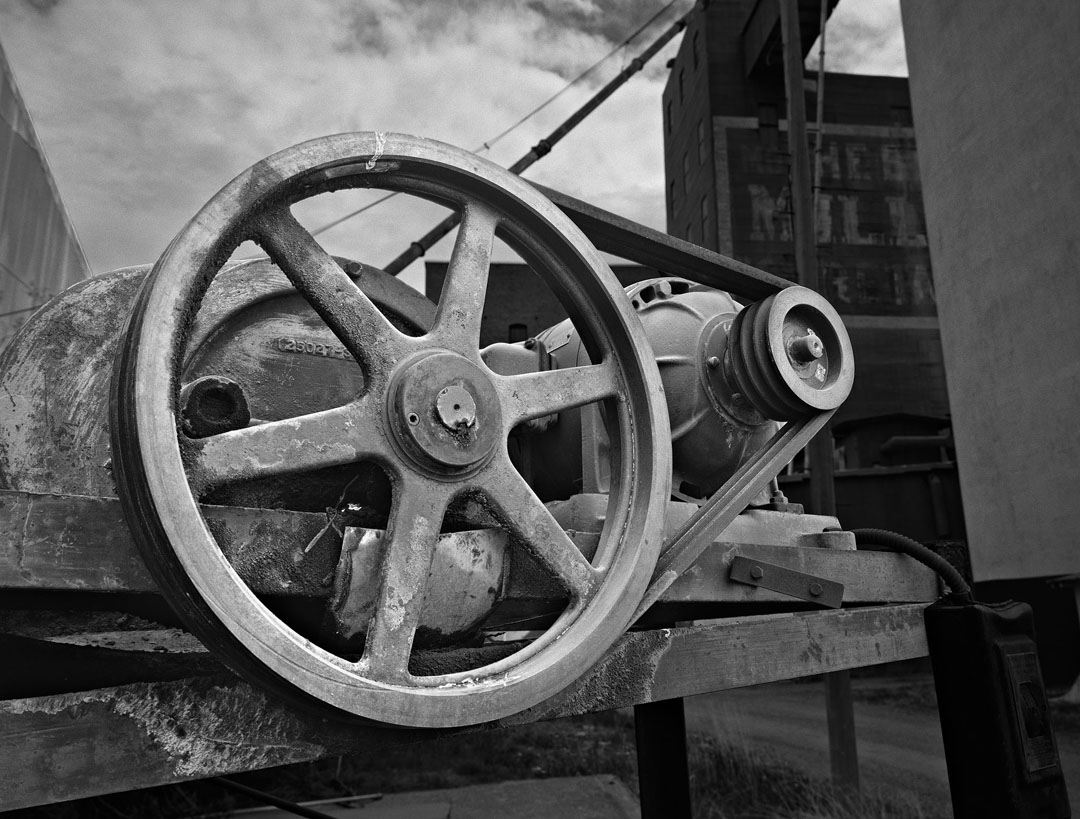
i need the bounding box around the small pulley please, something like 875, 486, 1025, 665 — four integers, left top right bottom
724, 285, 854, 421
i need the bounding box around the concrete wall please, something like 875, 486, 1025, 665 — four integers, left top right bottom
901, 2, 1080, 580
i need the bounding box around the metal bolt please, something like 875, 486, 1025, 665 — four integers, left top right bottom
435, 385, 477, 430
706, 355, 721, 369
809, 582, 823, 597
788, 333, 825, 365
750, 565, 764, 580
407, 412, 420, 425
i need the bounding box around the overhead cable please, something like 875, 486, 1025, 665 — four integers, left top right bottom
381, 0, 693, 275
311, 0, 683, 240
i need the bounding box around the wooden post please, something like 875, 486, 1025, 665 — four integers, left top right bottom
635, 699, 692, 819
825, 666, 860, 790
1062, 580, 1080, 704
778, 0, 860, 794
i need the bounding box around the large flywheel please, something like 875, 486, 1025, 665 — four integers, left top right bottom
110, 133, 672, 728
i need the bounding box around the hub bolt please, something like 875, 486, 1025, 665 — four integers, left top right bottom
788, 333, 824, 365
435, 385, 477, 430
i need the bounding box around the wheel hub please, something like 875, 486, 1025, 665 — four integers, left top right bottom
389, 352, 501, 471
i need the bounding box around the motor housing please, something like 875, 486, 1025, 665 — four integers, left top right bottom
508, 277, 776, 502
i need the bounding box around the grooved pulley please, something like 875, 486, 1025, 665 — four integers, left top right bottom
725, 285, 854, 421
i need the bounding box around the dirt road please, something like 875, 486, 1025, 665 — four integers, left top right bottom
684, 678, 1079, 817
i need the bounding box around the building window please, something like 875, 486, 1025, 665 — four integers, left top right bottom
692, 31, 700, 70
508, 323, 528, 343
666, 101, 672, 134
697, 120, 707, 164
682, 152, 690, 192
678, 69, 685, 103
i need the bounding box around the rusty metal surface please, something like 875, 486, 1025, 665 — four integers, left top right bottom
0, 256, 430, 510
0, 267, 147, 498
729, 554, 845, 608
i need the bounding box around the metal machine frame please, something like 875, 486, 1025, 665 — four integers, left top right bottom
0, 136, 938, 814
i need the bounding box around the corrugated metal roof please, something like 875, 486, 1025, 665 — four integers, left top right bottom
0, 39, 90, 351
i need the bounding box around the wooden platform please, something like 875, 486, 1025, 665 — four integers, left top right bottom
0, 603, 928, 810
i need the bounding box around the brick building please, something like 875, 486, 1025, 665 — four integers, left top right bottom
662, 0, 949, 431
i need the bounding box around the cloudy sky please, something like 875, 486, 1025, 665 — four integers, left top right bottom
0, 0, 905, 292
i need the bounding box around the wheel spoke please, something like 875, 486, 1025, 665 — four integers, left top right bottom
186, 399, 387, 491
482, 458, 597, 599
496, 362, 619, 428
360, 476, 451, 681
430, 202, 499, 351
252, 207, 410, 366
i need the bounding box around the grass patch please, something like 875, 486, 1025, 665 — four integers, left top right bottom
688, 733, 944, 819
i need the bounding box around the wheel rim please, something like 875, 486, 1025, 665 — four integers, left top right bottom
111, 132, 671, 728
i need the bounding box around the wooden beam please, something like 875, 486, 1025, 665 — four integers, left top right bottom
0, 604, 928, 810
742, 0, 780, 77
0, 490, 938, 606
635, 699, 692, 819
741, 0, 835, 79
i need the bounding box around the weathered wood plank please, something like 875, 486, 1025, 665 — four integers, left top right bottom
0, 604, 928, 809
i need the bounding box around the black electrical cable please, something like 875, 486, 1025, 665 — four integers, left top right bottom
217, 778, 339, 819
851, 528, 972, 602
0, 303, 46, 319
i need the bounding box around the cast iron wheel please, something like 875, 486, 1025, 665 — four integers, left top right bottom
110, 132, 671, 728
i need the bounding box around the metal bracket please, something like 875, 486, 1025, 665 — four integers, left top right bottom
633, 410, 835, 620
729, 555, 844, 608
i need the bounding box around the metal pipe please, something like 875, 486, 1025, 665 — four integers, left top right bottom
382, 6, 694, 276
812, 0, 828, 219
